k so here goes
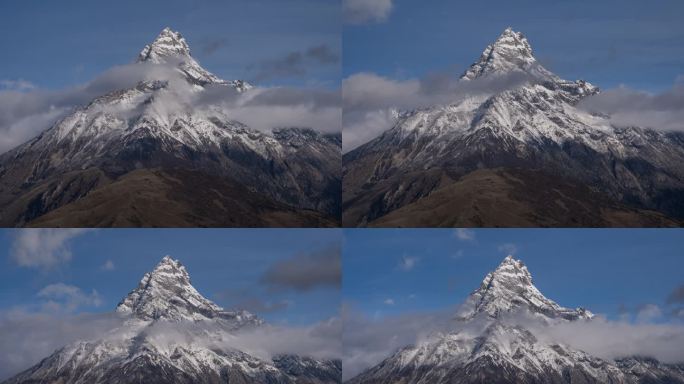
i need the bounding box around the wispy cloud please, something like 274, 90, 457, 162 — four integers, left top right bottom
261, 244, 341, 292
383, 298, 395, 306
342, 71, 540, 152
0, 311, 125, 380
198, 37, 229, 56
215, 289, 293, 314
454, 228, 475, 241
398, 255, 418, 271
250, 44, 340, 82
343, 0, 394, 25
343, 305, 684, 381
578, 77, 684, 133
0, 60, 342, 155
497, 243, 518, 255
0, 79, 36, 91
100, 260, 115, 271
0, 311, 341, 381
667, 284, 684, 304
37, 283, 103, 313
10, 229, 92, 269
342, 303, 456, 380
635, 303, 663, 323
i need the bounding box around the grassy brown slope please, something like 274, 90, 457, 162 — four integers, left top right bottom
363, 168, 680, 227
25, 168, 337, 227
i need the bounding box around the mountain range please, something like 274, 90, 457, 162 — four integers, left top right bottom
0, 28, 341, 227
347, 255, 684, 384
3, 256, 341, 384
342, 28, 684, 227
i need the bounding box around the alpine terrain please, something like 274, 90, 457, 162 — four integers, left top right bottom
342, 28, 684, 227
347, 256, 684, 384
0, 28, 341, 227
3, 256, 342, 384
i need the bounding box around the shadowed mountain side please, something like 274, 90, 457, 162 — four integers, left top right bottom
0, 27, 341, 227
3, 168, 337, 227
342, 28, 684, 227
343, 168, 679, 227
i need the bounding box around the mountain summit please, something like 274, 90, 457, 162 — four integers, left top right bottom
3, 256, 341, 384
348, 256, 684, 384
137, 27, 248, 88
0, 27, 341, 227
461, 27, 537, 80
116, 256, 259, 325
343, 27, 684, 227
138, 27, 192, 63
457, 255, 593, 321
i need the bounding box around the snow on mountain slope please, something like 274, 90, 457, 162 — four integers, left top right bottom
343, 28, 684, 224
347, 257, 684, 384
0, 27, 341, 224
456, 256, 593, 322
3, 257, 340, 384
116, 256, 261, 326
136, 27, 251, 91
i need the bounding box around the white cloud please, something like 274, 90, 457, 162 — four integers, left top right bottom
536, 315, 684, 364
343, 0, 394, 24
635, 304, 663, 323
343, 305, 684, 381
384, 298, 395, 306
342, 108, 397, 152
398, 255, 418, 271
497, 243, 518, 255
342, 303, 456, 380
37, 283, 103, 313
342, 71, 539, 152
100, 260, 115, 271
454, 228, 475, 241
578, 78, 684, 133
0, 79, 36, 91
0, 62, 341, 155
10, 229, 92, 269
0, 311, 340, 381
0, 311, 125, 380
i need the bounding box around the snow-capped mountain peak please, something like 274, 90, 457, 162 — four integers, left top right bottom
116, 256, 260, 325
136, 27, 248, 88
4, 255, 340, 384
348, 256, 684, 384
456, 256, 593, 321
137, 27, 191, 63
461, 27, 539, 80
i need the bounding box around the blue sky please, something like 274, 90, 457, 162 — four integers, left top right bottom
344, 0, 684, 91
0, 0, 340, 89
343, 229, 684, 321
0, 229, 341, 325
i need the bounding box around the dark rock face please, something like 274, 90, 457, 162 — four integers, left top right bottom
0, 28, 341, 227
343, 28, 684, 227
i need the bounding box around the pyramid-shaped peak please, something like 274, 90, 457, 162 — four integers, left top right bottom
492, 255, 532, 279
156, 254, 185, 270
138, 27, 191, 63
456, 256, 593, 321
116, 256, 223, 321
498, 27, 527, 41
147, 255, 191, 282
460, 27, 541, 80
491, 28, 534, 60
